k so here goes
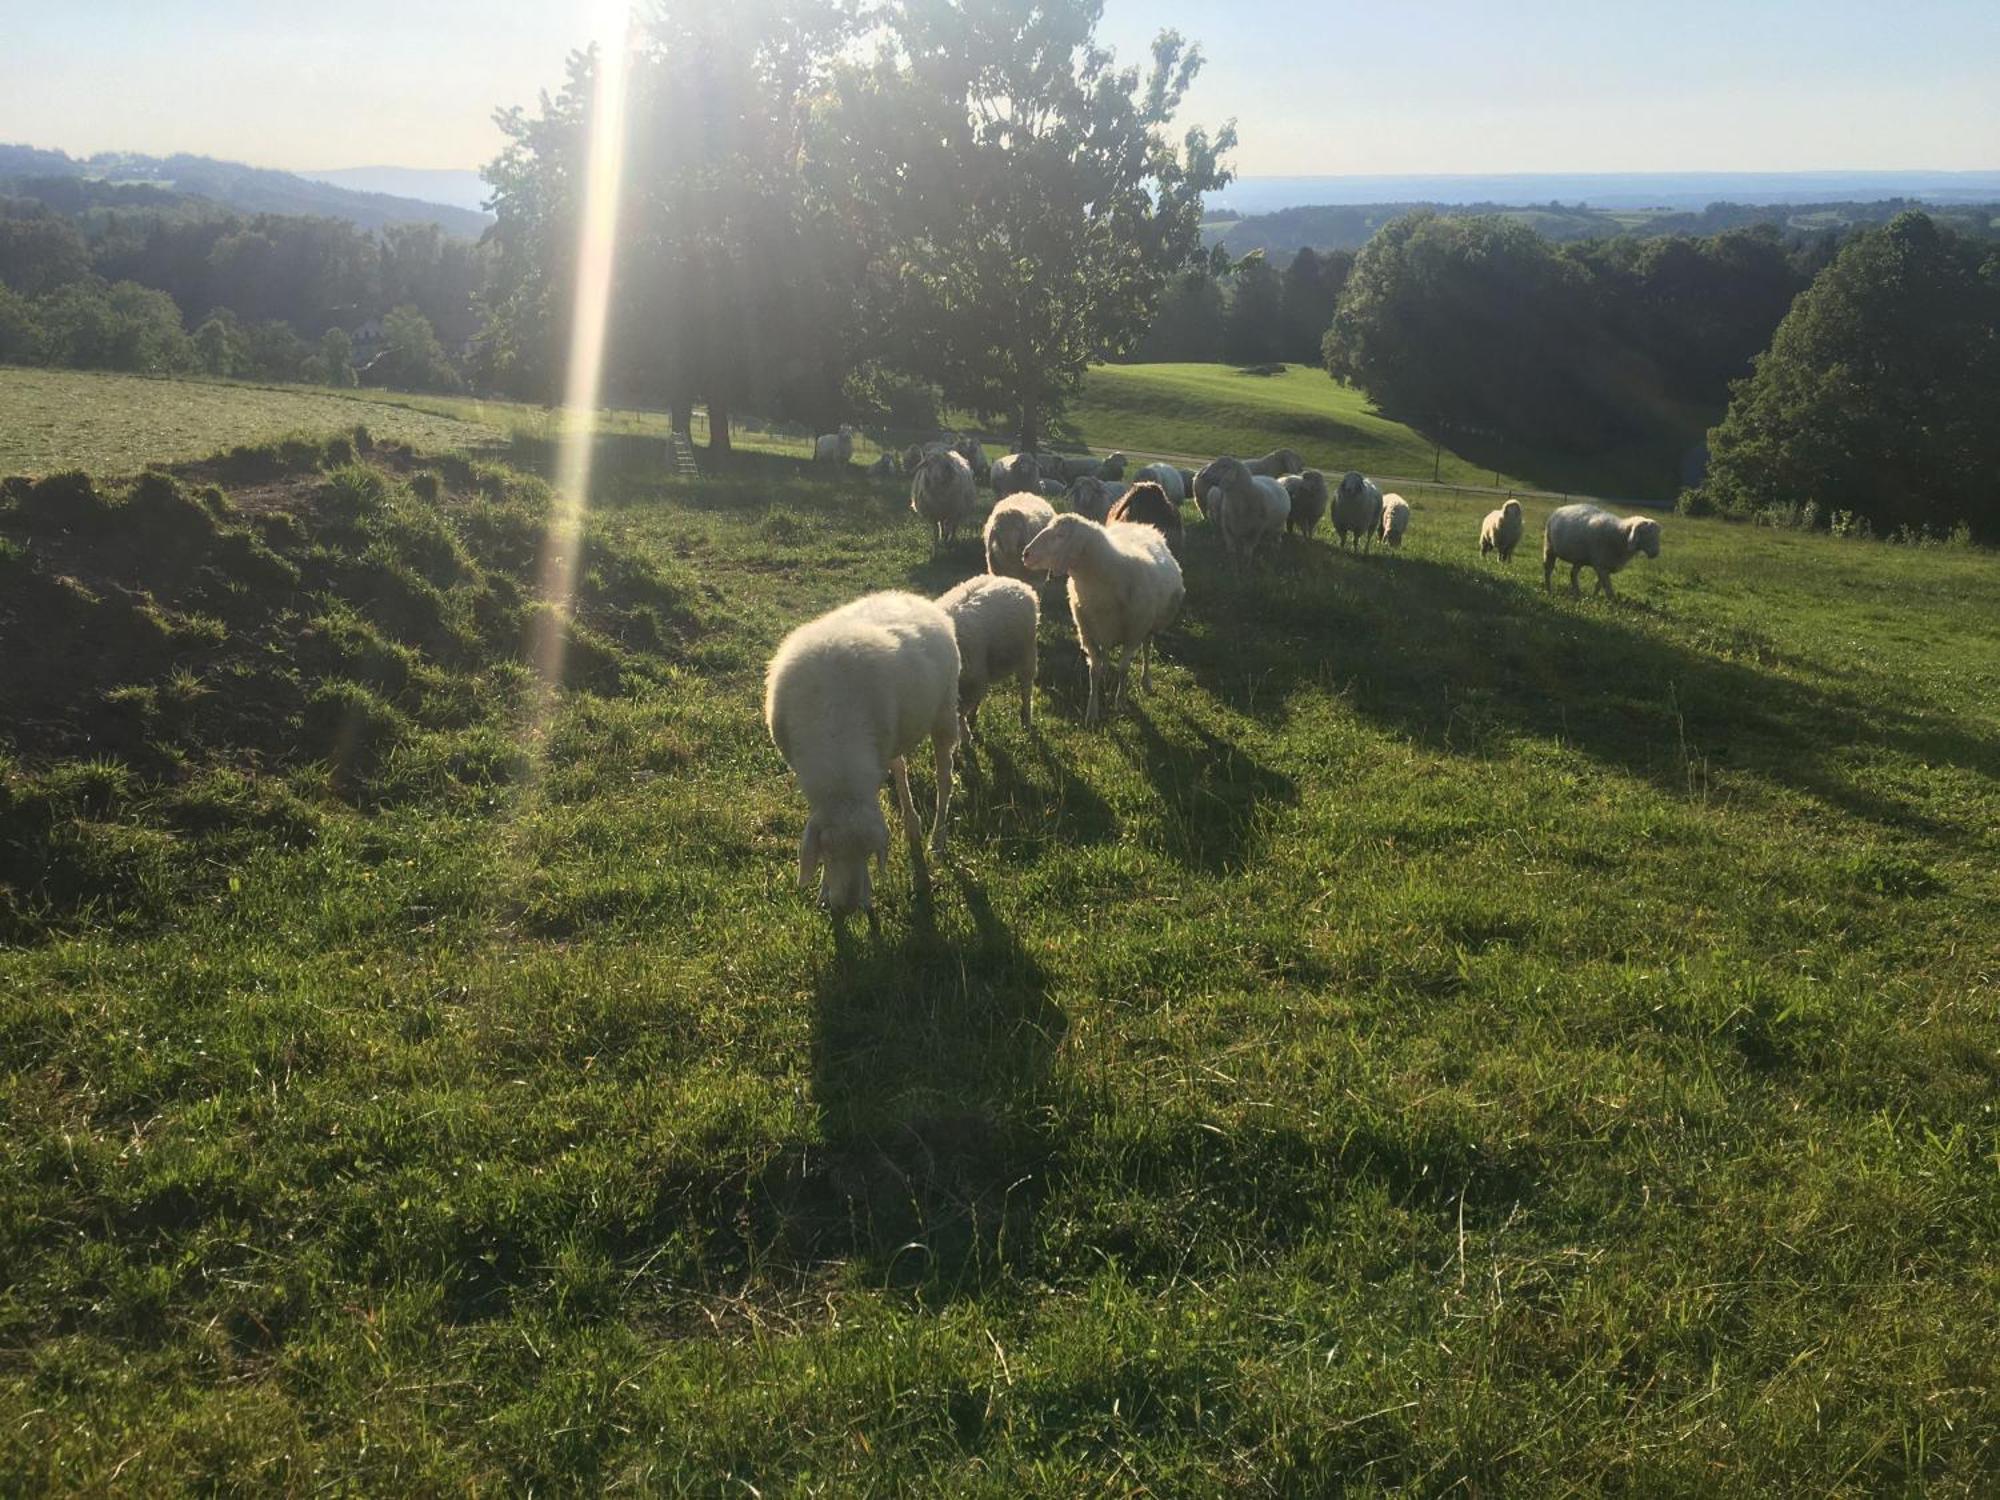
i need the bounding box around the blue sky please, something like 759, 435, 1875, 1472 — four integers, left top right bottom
4, 0, 1995, 175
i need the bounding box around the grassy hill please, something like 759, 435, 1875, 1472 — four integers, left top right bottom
2, 398, 1996, 1489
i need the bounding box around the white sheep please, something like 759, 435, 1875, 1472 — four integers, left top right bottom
1200, 455, 1289, 565
1542, 503, 1662, 598
1380, 493, 1410, 549
937, 575, 1039, 736
1021, 514, 1184, 727
1332, 471, 1385, 551
764, 591, 959, 914
1064, 474, 1121, 523
813, 427, 855, 464
954, 436, 990, 481
983, 493, 1058, 582
1134, 462, 1186, 503
1480, 498, 1525, 561
1280, 469, 1329, 539
867, 451, 898, 479
910, 447, 979, 551
990, 451, 1041, 497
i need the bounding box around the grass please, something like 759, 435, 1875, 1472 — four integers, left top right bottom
1069, 363, 1699, 503
3, 395, 1999, 1491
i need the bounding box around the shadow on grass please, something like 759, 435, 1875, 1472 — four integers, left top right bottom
750, 864, 1066, 1292
1173, 532, 1997, 841
1119, 697, 1297, 874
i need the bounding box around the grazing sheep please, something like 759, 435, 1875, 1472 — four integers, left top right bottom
984, 493, 1058, 582
1200, 456, 1290, 565
910, 448, 980, 550
1332, 471, 1385, 551
1191, 457, 1230, 518
1134, 462, 1186, 503
954, 436, 990, 481
1038, 479, 1068, 500
867, 451, 898, 479
1098, 452, 1127, 482
1280, 469, 1330, 538
1542, 503, 1662, 598
813, 428, 855, 464
1106, 480, 1184, 556
764, 591, 959, 915
1380, 493, 1410, 549
1022, 514, 1184, 727
990, 451, 1042, 498
1480, 498, 1525, 561
902, 443, 924, 473
1064, 474, 1121, 523
1177, 468, 1197, 501
1247, 448, 1306, 478
937, 575, 1039, 736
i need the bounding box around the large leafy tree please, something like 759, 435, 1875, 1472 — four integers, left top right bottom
483, 1, 862, 452
1698, 211, 2000, 538
813, 0, 1234, 450
1221, 251, 1284, 365
1278, 245, 1349, 365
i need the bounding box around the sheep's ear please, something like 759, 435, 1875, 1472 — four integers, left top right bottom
799, 821, 821, 890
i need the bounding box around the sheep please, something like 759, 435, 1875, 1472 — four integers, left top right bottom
1191, 457, 1230, 519
867, 451, 898, 479
1380, 493, 1411, 549
1134, 462, 1186, 503
1177, 468, 1196, 501
1105, 480, 1184, 556
1280, 469, 1330, 538
1021, 514, 1184, 727
1199, 456, 1290, 565
1542, 503, 1662, 598
954, 436, 990, 481
1247, 447, 1306, 478
983, 493, 1058, 582
910, 447, 979, 551
813, 428, 855, 465
1064, 474, 1121, 523
764, 591, 959, 915
937, 575, 1039, 736
1038, 479, 1068, 500
1098, 452, 1127, 482
1332, 471, 1385, 551
990, 451, 1041, 498
1480, 498, 1525, 561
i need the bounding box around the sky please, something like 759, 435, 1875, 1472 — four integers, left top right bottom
3, 0, 1996, 177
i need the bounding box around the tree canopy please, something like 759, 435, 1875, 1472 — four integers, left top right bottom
1697, 211, 2000, 538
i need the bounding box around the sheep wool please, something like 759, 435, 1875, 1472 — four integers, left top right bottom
1380, 493, 1411, 548
1134, 462, 1187, 503
937, 575, 1040, 735
1021, 514, 1184, 727
1480, 498, 1525, 561
984, 493, 1058, 582
910, 448, 980, 550
764, 591, 960, 914
1280, 469, 1330, 538
1332, 471, 1385, 551
1543, 503, 1662, 598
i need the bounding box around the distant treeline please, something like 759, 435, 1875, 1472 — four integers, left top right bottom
0, 188, 482, 390
1207, 195, 2000, 257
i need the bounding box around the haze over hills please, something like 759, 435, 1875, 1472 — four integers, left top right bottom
0, 144, 492, 238
1208, 170, 2000, 217
299, 166, 491, 214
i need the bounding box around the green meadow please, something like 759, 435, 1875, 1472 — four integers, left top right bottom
0, 380, 1996, 1492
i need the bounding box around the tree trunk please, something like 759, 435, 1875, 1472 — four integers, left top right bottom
708, 402, 732, 455
1018, 399, 1040, 456
671, 401, 692, 439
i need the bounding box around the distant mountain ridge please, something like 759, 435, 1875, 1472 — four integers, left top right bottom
0, 144, 492, 238
299, 167, 490, 214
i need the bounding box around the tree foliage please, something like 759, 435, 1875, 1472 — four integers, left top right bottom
1221, 251, 1284, 365
813, 0, 1234, 448
1698, 211, 2000, 538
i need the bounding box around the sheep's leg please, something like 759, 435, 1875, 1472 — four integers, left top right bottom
1018, 657, 1035, 730
1542, 555, 1555, 590
929, 731, 953, 856
1597, 569, 1615, 599
1569, 563, 1583, 598
1083, 652, 1103, 727
1139, 636, 1153, 692
1109, 644, 1132, 716
890, 757, 923, 849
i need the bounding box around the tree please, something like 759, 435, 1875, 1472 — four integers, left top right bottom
307, 326, 359, 388
814, 0, 1235, 450
0, 285, 41, 364
484, 2, 862, 452
364, 305, 462, 392
0, 210, 90, 296
1279, 246, 1348, 364
194, 309, 250, 377
1222, 250, 1284, 364
1129, 254, 1227, 362
1698, 211, 2000, 538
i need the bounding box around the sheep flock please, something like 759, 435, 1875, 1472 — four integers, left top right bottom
772, 432, 1664, 913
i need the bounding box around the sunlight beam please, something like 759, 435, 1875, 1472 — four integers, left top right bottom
532, 2, 635, 702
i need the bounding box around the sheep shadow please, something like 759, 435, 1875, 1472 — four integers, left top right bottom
954, 725, 1121, 861
1116, 698, 1298, 874
761, 866, 1064, 1290
1175, 541, 1997, 841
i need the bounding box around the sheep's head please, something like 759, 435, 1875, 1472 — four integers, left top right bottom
1021, 513, 1091, 574
800, 802, 891, 915
1338, 470, 1367, 502
1194, 456, 1248, 517
1503, 497, 1523, 518
1299, 469, 1327, 502
1627, 517, 1662, 559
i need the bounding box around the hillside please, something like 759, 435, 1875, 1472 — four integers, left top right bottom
0, 143, 492, 238
1, 406, 1995, 1489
